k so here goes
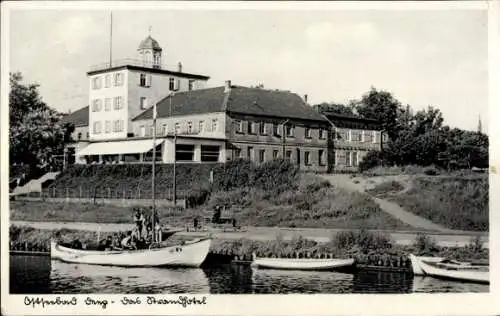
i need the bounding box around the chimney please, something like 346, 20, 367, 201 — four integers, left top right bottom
177, 62, 182, 73
304, 94, 308, 104
224, 80, 232, 93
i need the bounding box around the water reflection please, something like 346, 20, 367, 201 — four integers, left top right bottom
251, 268, 354, 294
9, 255, 489, 294
50, 260, 210, 294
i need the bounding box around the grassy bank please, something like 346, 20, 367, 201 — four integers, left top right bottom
367, 175, 488, 231
11, 159, 413, 230
10, 226, 489, 263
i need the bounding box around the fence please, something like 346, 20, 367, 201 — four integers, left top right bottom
41, 186, 190, 201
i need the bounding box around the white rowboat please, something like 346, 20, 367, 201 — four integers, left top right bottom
252, 254, 355, 271
409, 254, 489, 284
51, 238, 211, 268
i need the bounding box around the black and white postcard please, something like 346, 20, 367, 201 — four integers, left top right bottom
1, 1, 499, 315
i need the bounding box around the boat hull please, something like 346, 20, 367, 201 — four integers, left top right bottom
409, 254, 489, 284
252, 257, 355, 271
51, 238, 211, 268
410, 256, 445, 276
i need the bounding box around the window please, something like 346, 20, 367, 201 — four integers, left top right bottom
305, 151, 310, 165
361, 131, 365, 142
285, 150, 292, 160
103, 98, 110, 111
162, 124, 168, 135
93, 121, 102, 134
92, 77, 101, 90
114, 73, 123, 86
286, 124, 295, 137
187, 121, 193, 134
148, 125, 154, 136
86, 132, 89, 139
114, 96, 123, 110
346, 151, 351, 166
234, 148, 241, 158
235, 120, 243, 133
188, 80, 195, 91
247, 147, 254, 160
296, 149, 301, 165
352, 130, 362, 142
305, 127, 312, 138
140, 125, 146, 137
199, 121, 205, 133
273, 150, 279, 159
319, 150, 325, 166
104, 75, 111, 88
77, 132, 82, 140
259, 149, 265, 163
319, 129, 327, 139
140, 74, 147, 87
372, 131, 378, 143
201, 145, 220, 162
113, 120, 123, 132
169, 78, 175, 91
212, 119, 218, 132
259, 122, 266, 135
140, 97, 147, 109
348, 130, 352, 142
353, 151, 358, 166
175, 122, 181, 134
247, 121, 255, 134
176, 144, 195, 161
105, 121, 111, 133
272, 124, 279, 136
92, 99, 101, 112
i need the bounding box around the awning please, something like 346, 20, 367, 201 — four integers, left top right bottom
76, 139, 164, 156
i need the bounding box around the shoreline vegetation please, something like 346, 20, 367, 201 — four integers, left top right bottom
9, 225, 489, 265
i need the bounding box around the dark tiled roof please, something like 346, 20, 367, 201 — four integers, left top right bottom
226, 87, 326, 122
132, 86, 327, 122
138, 35, 162, 50
61, 106, 89, 127
133, 87, 226, 121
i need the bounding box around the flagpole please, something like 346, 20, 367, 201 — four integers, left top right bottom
151, 102, 157, 242
109, 11, 113, 67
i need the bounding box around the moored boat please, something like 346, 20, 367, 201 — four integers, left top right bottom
251, 253, 355, 271
51, 237, 211, 268
408, 254, 489, 284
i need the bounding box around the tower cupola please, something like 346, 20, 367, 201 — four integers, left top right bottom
137, 32, 162, 69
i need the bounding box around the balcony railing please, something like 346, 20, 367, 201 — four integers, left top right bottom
89, 59, 177, 73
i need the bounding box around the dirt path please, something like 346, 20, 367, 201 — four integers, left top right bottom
10, 220, 488, 248
320, 174, 454, 233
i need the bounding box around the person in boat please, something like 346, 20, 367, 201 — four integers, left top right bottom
121, 231, 137, 250
98, 236, 113, 250
71, 238, 83, 250
111, 234, 122, 250
133, 208, 145, 238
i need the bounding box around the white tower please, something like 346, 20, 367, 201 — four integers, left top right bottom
137, 31, 162, 69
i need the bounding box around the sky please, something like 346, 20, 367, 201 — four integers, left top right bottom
8, 6, 488, 133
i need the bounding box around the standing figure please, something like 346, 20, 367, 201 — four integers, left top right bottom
133, 208, 145, 238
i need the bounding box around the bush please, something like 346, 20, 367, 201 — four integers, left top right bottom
358, 150, 385, 172
411, 233, 439, 254
330, 229, 393, 253
423, 166, 440, 176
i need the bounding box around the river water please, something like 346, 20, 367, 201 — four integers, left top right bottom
10, 255, 488, 294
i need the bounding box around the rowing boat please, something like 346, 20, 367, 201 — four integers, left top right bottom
51, 237, 211, 268
408, 254, 489, 284
251, 253, 355, 271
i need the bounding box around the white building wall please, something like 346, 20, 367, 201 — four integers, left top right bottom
127, 70, 209, 134
88, 70, 129, 141
132, 112, 227, 139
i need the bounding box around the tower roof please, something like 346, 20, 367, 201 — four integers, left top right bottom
138, 35, 162, 51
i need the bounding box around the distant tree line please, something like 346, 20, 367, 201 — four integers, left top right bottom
313, 87, 488, 171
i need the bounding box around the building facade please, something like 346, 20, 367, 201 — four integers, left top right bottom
323, 112, 385, 172
61, 34, 385, 172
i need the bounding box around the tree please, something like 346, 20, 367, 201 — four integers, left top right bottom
9, 72, 74, 173
313, 102, 356, 116
355, 87, 403, 141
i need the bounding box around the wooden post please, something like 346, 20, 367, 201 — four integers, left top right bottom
65, 188, 69, 202
138, 187, 141, 199
79, 186, 82, 199
108, 187, 111, 199
122, 189, 125, 202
